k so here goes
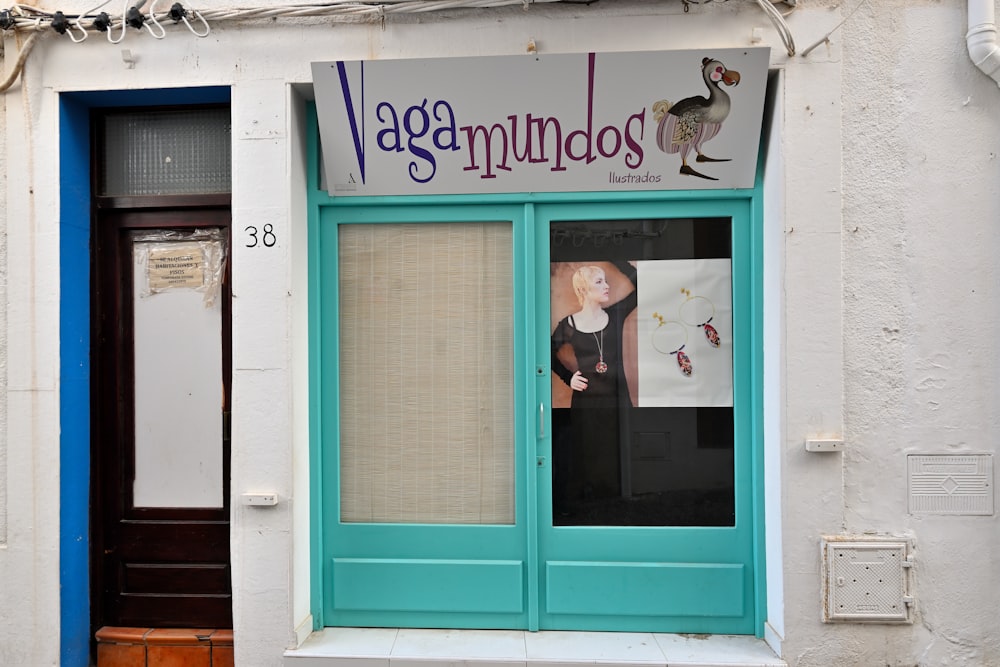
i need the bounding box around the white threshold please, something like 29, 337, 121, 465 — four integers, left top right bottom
283, 627, 786, 667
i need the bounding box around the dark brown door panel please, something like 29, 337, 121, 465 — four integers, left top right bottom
91, 207, 233, 632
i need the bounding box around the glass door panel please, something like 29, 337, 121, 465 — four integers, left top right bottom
132, 234, 226, 509
338, 223, 515, 525
536, 201, 755, 634
548, 217, 734, 527
319, 205, 530, 629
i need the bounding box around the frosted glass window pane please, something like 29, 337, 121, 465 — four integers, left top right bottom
100, 108, 231, 196
132, 239, 224, 508
338, 223, 515, 525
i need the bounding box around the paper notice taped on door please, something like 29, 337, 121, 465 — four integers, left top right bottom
148, 245, 205, 290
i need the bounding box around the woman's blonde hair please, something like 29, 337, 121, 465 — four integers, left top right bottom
572, 266, 605, 306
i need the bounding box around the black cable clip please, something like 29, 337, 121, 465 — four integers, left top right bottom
168, 2, 209, 37
126, 6, 145, 29
93, 12, 111, 32
169, 3, 187, 22
0, 10, 14, 31
52, 10, 70, 34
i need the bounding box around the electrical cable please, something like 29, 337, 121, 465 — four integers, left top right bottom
0, 29, 40, 92
800, 0, 869, 57
2, 0, 564, 33
0, 0, 800, 90
680, 0, 794, 55
0, 0, 797, 32
754, 0, 795, 56
72, 0, 113, 36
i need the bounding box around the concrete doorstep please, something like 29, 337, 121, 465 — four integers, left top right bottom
284, 628, 785, 667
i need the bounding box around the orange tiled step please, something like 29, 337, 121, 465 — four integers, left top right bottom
95, 626, 234, 667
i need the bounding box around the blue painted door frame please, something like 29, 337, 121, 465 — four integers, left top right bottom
59, 87, 231, 667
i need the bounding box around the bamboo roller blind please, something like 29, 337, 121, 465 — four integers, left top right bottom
338, 223, 515, 524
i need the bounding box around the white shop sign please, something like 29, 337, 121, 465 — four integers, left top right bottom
312, 48, 769, 197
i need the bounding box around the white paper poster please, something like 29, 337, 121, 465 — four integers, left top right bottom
637, 259, 733, 407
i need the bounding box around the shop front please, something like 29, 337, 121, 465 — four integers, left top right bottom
308, 48, 770, 636
13, 2, 997, 666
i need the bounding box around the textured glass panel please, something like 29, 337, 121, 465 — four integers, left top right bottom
338, 223, 515, 525
100, 108, 231, 196
132, 238, 224, 508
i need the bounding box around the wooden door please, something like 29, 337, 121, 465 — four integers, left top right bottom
91, 208, 233, 629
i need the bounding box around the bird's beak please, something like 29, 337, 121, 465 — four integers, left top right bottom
723, 70, 741, 86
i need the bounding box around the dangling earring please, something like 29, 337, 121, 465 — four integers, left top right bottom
651, 312, 692, 377
679, 288, 720, 348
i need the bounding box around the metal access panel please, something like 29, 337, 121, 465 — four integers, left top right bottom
822, 538, 913, 623
908, 454, 994, 515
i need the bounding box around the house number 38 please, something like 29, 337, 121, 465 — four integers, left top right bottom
245, 224, 276, 248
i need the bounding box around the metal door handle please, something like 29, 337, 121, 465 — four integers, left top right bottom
539, 402, 545, 439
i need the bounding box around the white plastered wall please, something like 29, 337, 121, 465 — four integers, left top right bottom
832, 2, 1000, 665
771, 12, 845, 663
2, 1, 1000, 666
761, 68, 787, 652
0, 27, 62, 667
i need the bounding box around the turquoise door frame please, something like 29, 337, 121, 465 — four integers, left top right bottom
307, 107, 767, 635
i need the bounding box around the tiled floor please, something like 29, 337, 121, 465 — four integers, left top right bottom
283, 628, 786, 667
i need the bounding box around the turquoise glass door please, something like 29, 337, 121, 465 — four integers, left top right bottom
315, 198, 761, 633
318, 203, 532, 629
534, 200, 757, 634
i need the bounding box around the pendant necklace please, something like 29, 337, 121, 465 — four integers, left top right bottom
593, 329, 608, 374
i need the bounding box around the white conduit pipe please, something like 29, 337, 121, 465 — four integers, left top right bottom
968, 0, 1000, 87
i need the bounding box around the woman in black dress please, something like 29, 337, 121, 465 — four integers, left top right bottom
551, 262, 637, 515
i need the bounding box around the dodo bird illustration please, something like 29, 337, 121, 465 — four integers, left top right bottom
653, 57, 741, 181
